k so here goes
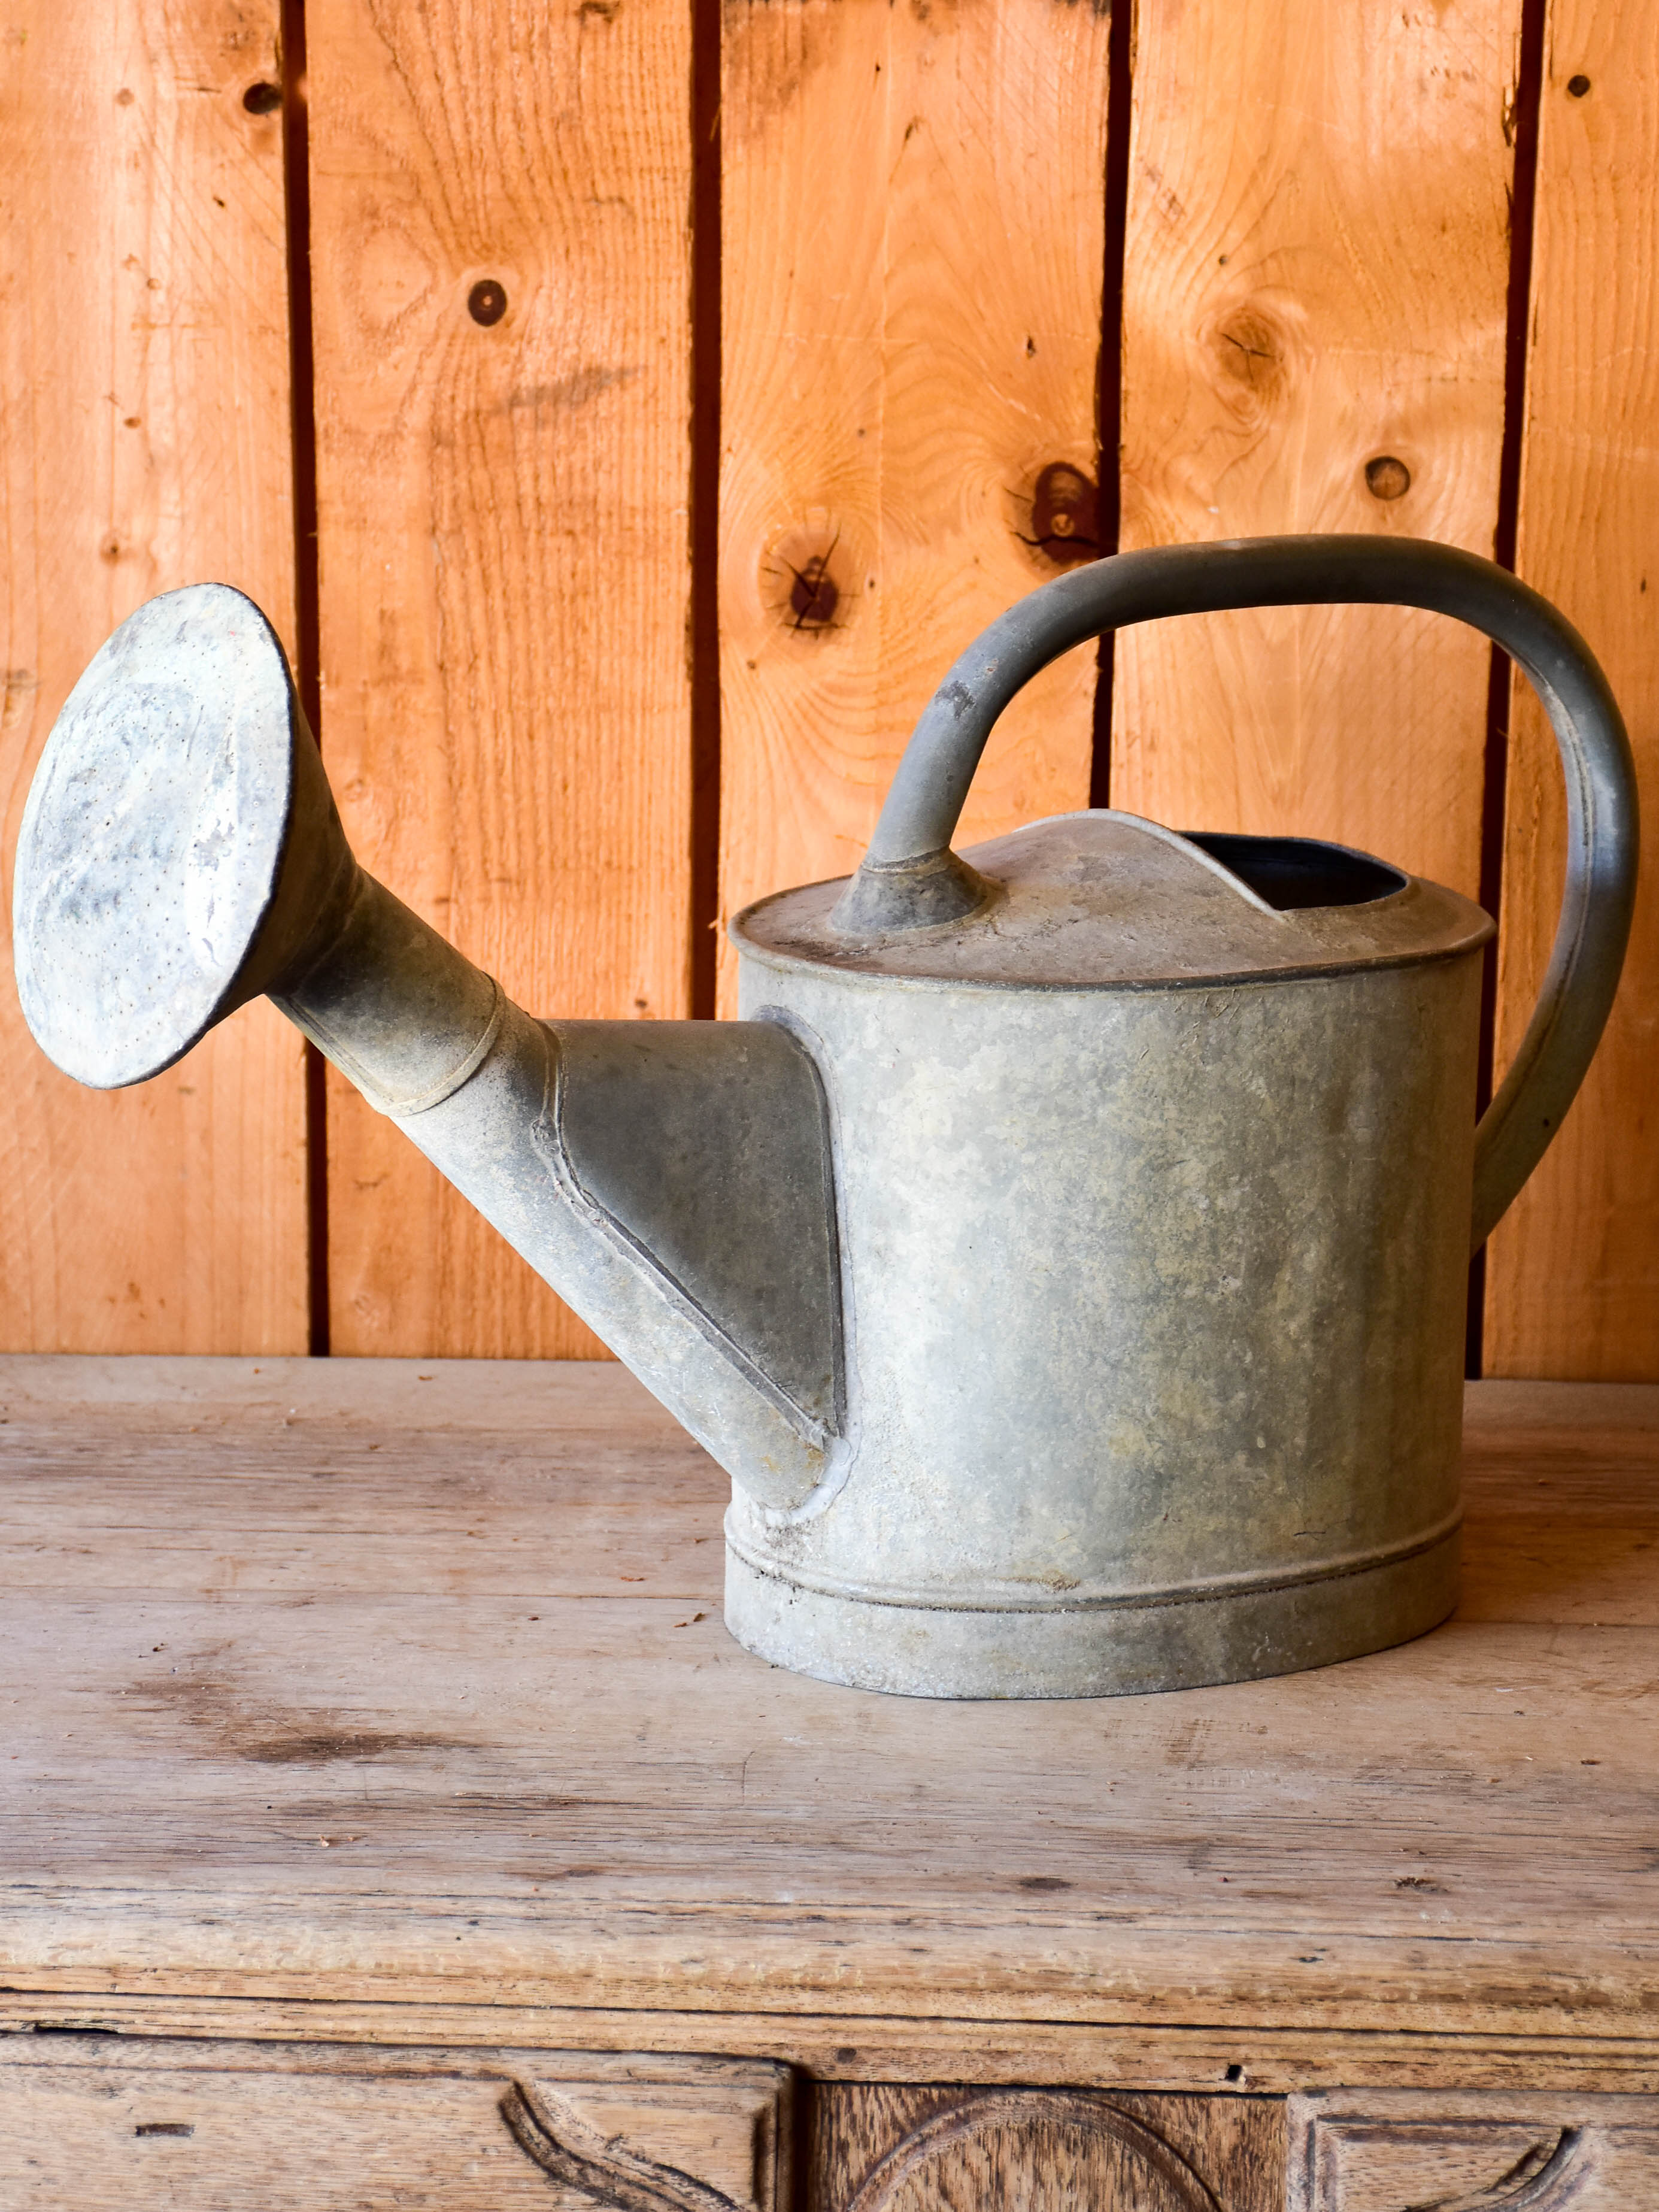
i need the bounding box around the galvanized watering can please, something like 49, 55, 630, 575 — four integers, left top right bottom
13, 538, 1638, 1697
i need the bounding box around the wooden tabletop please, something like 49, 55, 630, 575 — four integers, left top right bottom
2, 1357, 1657, 2093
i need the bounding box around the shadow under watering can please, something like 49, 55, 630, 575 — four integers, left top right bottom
12, 538, 1638, 1697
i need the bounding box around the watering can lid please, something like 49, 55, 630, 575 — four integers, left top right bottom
730, 811, 1492, 989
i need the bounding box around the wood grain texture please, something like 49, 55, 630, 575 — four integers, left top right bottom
812, 2086, 1284, 2212
307, 0, 694, 1356
1288, 2089, 1659, 2212
0, 2038, 789, 2211
2, 1357, 1659, 2065
717, 0, 1111, 1010
1484, 19, 1659, 1380
1111, 0, 1522, 897
8, 1995, 1659, 2102
0, 0, 307, 1352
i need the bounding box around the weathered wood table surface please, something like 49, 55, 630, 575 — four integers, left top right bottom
2, 1357, 1655, 2207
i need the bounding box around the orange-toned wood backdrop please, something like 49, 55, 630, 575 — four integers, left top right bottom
1, 0, 1653, 1378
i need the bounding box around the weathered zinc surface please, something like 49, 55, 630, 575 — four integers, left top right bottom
9, 535, 1635, 1695
730, 815, 1483, 1696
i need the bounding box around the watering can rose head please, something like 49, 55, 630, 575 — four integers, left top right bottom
13, 540, 1637, 1699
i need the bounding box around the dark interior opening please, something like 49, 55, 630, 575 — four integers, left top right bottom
1184, 832, 1407, 911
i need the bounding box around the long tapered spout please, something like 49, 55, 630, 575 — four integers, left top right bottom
13, 586, 842, 1511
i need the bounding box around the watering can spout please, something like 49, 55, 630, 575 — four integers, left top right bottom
12, 585, 844, 1511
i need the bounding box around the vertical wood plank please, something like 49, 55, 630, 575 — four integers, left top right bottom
1485, 14, 1659, 1378
308, 0, 694, 1357
1112, 0, 1524, 898
718, 0, 1112, 1010
0, 0, 307, 1353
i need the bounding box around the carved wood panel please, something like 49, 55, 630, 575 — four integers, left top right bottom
1289, 2089, 1659, 2211
0, 2037, 789, 2210
811, 2085, 1284, 2212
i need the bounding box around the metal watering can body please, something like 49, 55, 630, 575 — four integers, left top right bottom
728, 820, 1487, 1694
13, 538, 1638, 1697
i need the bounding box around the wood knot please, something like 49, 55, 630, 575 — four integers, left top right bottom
1024, 463, 1099, 566
1208, 304, 1293, 426
1365, 455, 1412, 501
788, 553, 839, 628
763, 523, 851, 636
468, 278, 508, 326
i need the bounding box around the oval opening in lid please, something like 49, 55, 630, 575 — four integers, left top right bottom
1181, 833, 1407, 912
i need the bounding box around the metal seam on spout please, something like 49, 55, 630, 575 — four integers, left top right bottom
278, 978, 505, 1120
534, 1028, 836, 1452
390, 983, 506, 1117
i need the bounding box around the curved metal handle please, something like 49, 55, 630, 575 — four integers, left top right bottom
832, 535, 1639, 1250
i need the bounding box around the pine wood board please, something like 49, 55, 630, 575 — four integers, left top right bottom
2, 1359, 1657, 2055
306, 0, 695, 1357
1484, 14, 1659, 1380
717, 0, 1110, 1011
0, 0, 307, 1355
1111, 0, 1522, 899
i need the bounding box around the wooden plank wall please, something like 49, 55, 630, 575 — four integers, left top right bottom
1, 0, 1655, 1380
1111, 0, 1521, 902
0, 0, 308, 1353
717, 0, 1111, 1010
1485, 11, 1659, 1380
305, 0, 694, 1358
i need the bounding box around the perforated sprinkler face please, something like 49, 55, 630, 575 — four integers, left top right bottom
13, 585, 298, 1089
